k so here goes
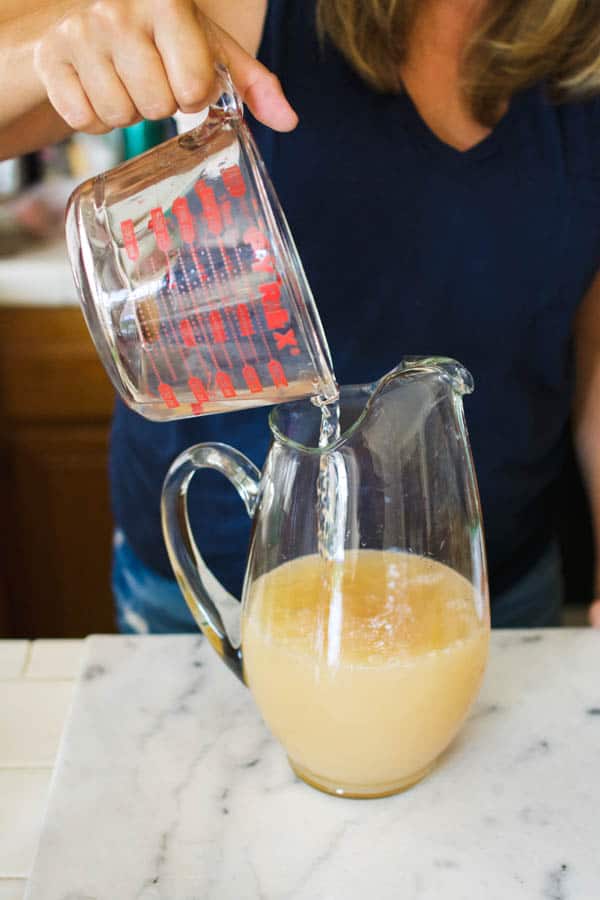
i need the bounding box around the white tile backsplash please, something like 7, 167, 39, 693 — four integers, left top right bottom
0, 879, 26, 899
0, 771, 51, 876
0, 682, 74, 766
26, 641, 83, 681
0, 644, 29, 680
0, 641, 79, 889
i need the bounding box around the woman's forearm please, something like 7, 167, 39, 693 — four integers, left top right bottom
574, 393, 600, 593
0, 0, 289, 160
0, 1, 76, 131
573, 270, 600, 594
0, 102, 70, 160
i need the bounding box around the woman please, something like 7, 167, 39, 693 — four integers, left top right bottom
1, 0, 599, 629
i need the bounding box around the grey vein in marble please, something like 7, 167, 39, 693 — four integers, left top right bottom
25, 630, 600, 900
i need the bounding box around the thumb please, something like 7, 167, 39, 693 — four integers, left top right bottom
207, 20, 298, 132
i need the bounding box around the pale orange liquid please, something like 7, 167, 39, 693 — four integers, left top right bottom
242, 550, 489, 797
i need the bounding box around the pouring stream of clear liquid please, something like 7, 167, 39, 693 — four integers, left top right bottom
313, 393, 344, 561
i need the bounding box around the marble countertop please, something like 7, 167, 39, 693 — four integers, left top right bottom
0, 240, 78, 306
7, 630, 597, 900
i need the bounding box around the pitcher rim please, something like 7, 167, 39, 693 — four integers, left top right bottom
268, 356, 473, 456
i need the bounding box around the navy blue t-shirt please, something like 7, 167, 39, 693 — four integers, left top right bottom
110, 0, 600, 601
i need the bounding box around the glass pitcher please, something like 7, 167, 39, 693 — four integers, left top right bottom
65, 66, 337, 421
161, 357, 490, 798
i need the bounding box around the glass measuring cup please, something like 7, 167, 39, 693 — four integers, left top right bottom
65, 67, 337, 421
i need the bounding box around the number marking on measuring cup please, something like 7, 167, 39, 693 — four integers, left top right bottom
172, 198, 196, 244
158, 382, 180, 409
222, 164, 246, 198
236, 303, 255, 337
150, 208, 171, 252
178, 318, 196, 348
112, 160, 313, 414
195, 180, 223, 237
216, 370, 237, 399
120, 219, 139, 261
242, 364, 263, 394
269, 359, 288, 388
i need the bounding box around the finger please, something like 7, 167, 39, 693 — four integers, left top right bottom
35, 55, 108, 133
209, 22, 298, 132
154, 5, 218, 113
113, 38, 178, 121
73, 52, 138, 128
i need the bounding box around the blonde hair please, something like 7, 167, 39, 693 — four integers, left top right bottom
316, 0, 600, 125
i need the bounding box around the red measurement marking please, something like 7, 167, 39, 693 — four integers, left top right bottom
216, 370, 236, 398
150, 208, 171, 252
274, 328, 299, 351
214, 243, 250, 369
171, 248, 213, 380
145, 346, 162, 381
219, 244, 234, 276
240, 196, 251, 219
252, 254, 276, 274
216, 243, 252, 368
188, 376, 209, 406
191, 233, 234, 369
190, 243, 233, 369
146, 256, 183, 383
194, 313, 220, 371
222, 165, 246, 197
177, 249, 221, 373
268, 359, 288, 388
221, 201, 233, 229
243, 365, 263, 394
209, 310, 227, 343
195, 180, 222, 236
259, 281, 290, 330
159, 382, 179, 408
190, 246, 208, 282
172, 198, 195, 244
231, 244, 261, 361
179, 318, 196, 347
120, 219, 139, 261
243, 226, 270, 251
236, 303, 255, 337
243, 226, 276, 272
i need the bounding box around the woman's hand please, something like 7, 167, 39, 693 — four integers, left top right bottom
589, 598, 600, 627
33, 0, 297, 135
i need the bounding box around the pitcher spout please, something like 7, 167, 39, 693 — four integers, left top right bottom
393, 357, 474, 396
268, 356, 474, 454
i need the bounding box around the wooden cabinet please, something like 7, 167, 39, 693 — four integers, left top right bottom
0, 306, 116, 637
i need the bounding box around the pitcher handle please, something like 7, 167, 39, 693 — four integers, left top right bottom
161, 443, 261, 683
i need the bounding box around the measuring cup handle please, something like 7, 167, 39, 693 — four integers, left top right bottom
161, 443, 260, 683
213, 62, 243, 117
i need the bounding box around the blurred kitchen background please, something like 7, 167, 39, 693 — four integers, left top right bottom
0, 124, 173, 639
0, 125, 593, 637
